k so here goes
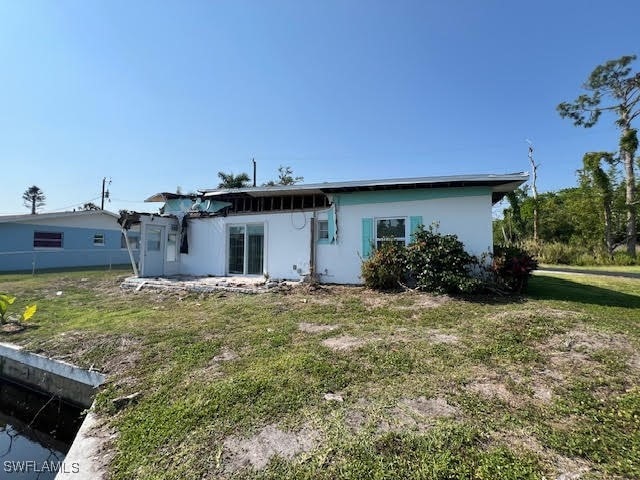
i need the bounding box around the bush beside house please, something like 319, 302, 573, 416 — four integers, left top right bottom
361, 225, 537, 294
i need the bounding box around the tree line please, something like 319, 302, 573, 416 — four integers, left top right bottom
497, 54, 639, 264
216, 165, 303, 188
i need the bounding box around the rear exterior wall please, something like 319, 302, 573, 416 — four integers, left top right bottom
176, 187, 493, 284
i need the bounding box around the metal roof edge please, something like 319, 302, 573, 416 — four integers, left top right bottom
200, 172, 529, 197
0, 210, 120, 224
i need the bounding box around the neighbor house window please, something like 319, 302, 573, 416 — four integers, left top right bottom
93, 233, 105, 246
33, 231, 63, 248
317, 220, 329, 241
375, 218, 406, 248
121, 233, 140, 250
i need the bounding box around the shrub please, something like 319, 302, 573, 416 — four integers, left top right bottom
360, 240, 407, 290
612, 251, 637, 266
492, 245, 538, 293
536, 242, 582, 264
405, 225, 481, 294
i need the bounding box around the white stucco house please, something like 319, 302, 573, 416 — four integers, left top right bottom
121, 173, 527, 284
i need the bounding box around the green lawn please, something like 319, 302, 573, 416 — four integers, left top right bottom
1, 269, 639, 479
540, 263, 640, 275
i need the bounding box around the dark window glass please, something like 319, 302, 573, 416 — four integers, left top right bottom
33, 231, 63, 248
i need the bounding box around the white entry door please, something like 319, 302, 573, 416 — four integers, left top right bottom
144, 225, 165, 277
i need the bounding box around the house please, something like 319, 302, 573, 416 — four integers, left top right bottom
124, 173, 527, 284
0, 210, 140, 273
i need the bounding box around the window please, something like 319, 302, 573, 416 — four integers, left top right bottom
166, 233, 177, 262
146, 227, 162, 252
93, 233, 105, 246
375, 218, 406, 249
33, 231, 63, 248
317, 220, 329, 241
121, 233, 140, 250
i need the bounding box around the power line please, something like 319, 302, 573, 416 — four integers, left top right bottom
43, 197, 101, 212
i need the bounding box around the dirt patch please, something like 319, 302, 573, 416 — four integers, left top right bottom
0, 323, 25, 334
531, 384, 553, 403
223, 424, 319, 472
467, 379, 516, 404
546, 329, 634, 352
322, 335, 368, 351
212, 348, 239, 362
490, 308, 583, 322
492, 429, 591, 480
379, 396, 459, 433
426, 330, 459, 345
343, 396, 460, 434
363, 292, 449, 311
362, 295, 394, 309
399, 396, 459, 418
539, 327, 638, 373
629, 354, 640, 370
298, 322, 340, 334
393, 294, 450, 310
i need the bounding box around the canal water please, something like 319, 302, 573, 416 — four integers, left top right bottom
0, 377, 85, 479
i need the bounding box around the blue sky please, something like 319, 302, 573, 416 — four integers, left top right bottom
1, 0, 639, 214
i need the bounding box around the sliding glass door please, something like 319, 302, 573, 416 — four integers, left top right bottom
228, 224, 264, 275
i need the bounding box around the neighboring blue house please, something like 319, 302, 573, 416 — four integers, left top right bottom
0, 210, 139, 272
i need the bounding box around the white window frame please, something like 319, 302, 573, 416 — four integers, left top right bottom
226, 223, 265, 276
317, 219, 329, 242
93, 233, 105, 247
374, 217, 408, 249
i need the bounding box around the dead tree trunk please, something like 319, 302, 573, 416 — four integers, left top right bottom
528, 143, 539, 243
621, 126, 638, 257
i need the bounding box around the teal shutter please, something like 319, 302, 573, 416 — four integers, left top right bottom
328, 206, 336, 243
362, 218, 374, 259
410, 216, 423, 240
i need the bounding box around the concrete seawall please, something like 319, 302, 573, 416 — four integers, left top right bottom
0, 342, 108, 479
0, 342, 104, 408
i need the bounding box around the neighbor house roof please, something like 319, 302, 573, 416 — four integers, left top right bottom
193, 173, 529, 204
0, 210, 119, 224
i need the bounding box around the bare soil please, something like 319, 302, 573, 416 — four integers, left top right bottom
222, 424, 319, 472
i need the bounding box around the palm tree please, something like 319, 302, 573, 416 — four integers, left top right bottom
217, 171, 251, 189
22, 186, 46, 214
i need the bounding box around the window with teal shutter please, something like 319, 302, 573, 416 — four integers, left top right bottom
328, 206, 336, 243
362, 218, 374, 258
410, 216, 423, 240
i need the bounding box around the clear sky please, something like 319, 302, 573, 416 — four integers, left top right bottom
1, 0, 638, 215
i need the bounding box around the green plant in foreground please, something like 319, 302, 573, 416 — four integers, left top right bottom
0, 294, 37, 325
406, 224, 481, 294
360, 239, 407, 290
492, 245, 538, 293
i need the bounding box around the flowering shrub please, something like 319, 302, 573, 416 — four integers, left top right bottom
491, 245, 538, 293
361, 224, 481, 294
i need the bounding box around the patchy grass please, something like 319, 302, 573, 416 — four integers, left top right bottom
1, 269, 639, 479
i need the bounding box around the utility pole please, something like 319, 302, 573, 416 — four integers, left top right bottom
526, 140, 540, 243
101, 177, 111, 210
252, 158, 257, 187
